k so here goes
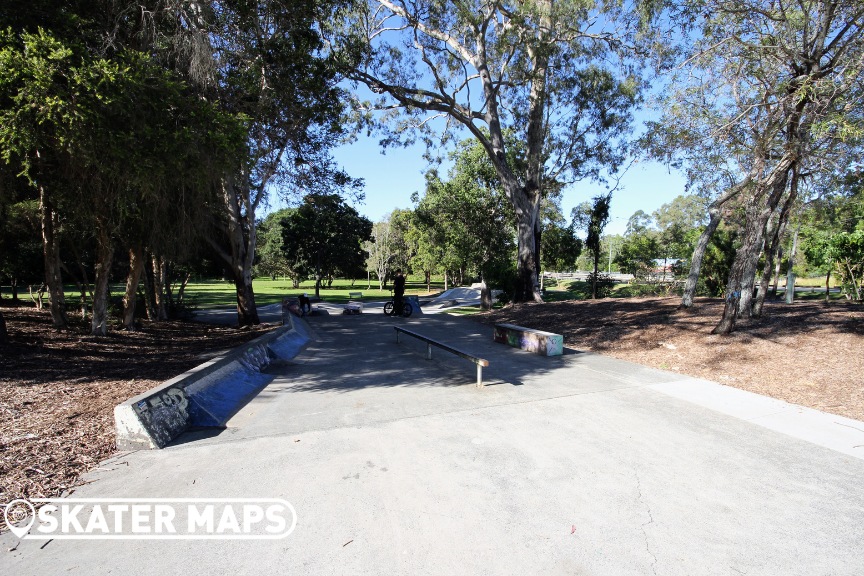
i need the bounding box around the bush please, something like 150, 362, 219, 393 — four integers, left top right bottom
615, 283, 681, 298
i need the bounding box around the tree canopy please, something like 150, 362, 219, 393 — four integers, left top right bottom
344, 0, 648, 302
281, 194, 373, 297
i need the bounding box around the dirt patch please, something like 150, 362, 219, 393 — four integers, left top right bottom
0, 306, 272, 505
478, 297, 864, 422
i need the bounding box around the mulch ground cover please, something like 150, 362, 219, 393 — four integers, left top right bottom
478, 297, 864, 422
0, 306, 271, 505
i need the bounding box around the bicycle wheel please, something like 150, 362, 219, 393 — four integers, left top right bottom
401, 302, 413, 318
383, 301, 394, 316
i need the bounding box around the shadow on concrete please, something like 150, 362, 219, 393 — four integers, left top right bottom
265, 314, 581, 394
168, 426, 228, 446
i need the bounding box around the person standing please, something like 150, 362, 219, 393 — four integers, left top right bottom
393, 269, 406, 316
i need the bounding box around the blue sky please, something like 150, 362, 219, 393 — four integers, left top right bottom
325, 133, 689, 237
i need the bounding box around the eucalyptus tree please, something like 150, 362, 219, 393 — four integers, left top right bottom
414, 138, 516, 307
198, 0, 361, 326
647, 0, 864, 333
365, 218, 397, 289
345, 0, 648, 302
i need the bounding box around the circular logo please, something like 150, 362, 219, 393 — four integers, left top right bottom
4, 499, 36, 538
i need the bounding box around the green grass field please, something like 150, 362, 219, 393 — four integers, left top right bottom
183, 276, 446, 309
1, 273, 847, 313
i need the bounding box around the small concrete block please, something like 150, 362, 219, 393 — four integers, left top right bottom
494, 323, 563, 356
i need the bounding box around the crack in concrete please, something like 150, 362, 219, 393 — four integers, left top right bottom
634, 468, 658, 576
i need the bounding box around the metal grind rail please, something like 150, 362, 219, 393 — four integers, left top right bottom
394, 326, 490, 387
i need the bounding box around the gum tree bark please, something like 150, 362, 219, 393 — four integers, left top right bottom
770, 246, 783, 298
714, 157, 793, 334
351, 0, 640, 303
785, 225, 800, 304
823, 269, 832, 303
151, 255, 169, 321
680, 181, 748, 308
738, 171, 790, 319
753, 175, 796, 317
122, 245, 145, 330
90, 228, 114, 337
142, 257, 157, 320
209, 174, 260, 327
39, 185, 68, 329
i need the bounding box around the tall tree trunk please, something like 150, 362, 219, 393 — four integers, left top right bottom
142, 257, 157, 320
533, 222, 542, 287
770, 246, 783, 299
66, 244, 93, 321
90, 229, 114, 337
714, 158, 794, 335
71, 280, 87, 320
714, 200, 771, 333
846, 258, 862, 301
738, 172, 790, 319
39, 185, 67, 329
514, 197, 542, 302
681, 184, 743, 308
785, 225, 800, 304
314, 250, 322, 298
480, 277, 492, 310
30, 284, 45, 309
123, 245, 145, 330
591, 245, 600, 299
211, 176, 260, 326
151, 255, 168, 321
753, 186, 794, 317
11, 279, 18, 302
824, 270, 832, 303
164, 262, 175, 310
176, 272, 191, 305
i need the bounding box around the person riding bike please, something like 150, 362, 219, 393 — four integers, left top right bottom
393, 269, 406, 317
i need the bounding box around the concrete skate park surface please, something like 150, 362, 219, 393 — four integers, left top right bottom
3, 313, 864, 575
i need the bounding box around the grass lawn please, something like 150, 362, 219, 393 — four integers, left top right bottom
183, 276, 447, 309
3, 273, 845, 313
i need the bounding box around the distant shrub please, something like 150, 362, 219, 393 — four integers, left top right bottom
615, 283, 681, 298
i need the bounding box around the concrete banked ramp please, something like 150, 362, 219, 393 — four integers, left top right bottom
114, 315, 312, 450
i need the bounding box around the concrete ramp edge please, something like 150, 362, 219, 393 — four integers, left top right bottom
114, 315, 312, 450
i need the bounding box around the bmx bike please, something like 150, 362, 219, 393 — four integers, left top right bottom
383, 293, 413, 317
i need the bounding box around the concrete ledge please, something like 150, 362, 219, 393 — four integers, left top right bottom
493, 323, 563, 356
114, 315, 312, 450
